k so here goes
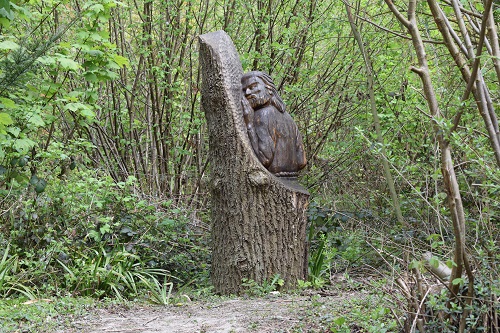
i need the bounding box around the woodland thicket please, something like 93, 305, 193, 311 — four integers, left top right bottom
0, 0, 498, 331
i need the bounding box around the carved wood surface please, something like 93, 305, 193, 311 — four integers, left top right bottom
199, 30, 309, 294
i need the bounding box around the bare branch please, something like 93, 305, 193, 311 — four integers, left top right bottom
408, 0, 416, 22
441, 13, 469, 57
462, 12, 493, 55
384, 0, 411, 28
442, 0, 482, 18
355, 14, 443, 44
463, 0, 493, 101
410, 66, 425, 77
486, 6, 500, 84
343, 0, 407, 228
451, 0, 474, 58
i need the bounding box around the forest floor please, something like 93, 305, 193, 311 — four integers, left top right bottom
59, 290, 370, 333
4, 275, 399, 332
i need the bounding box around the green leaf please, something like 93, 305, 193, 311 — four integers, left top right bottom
79, 107, 95, 119
64, 102, 95, 119
7, 126, 20, 137
112, 54, 129, 68
88, 3, 105, 13
83, 72, 98, 82
106, 61, 121, 70
409, 259, 422, 270
0, 0, 10, 12
446, 259, 457, 269
103, 71, 119, 80
59, 42, 71, 49
28, 113, 45, 127
334, 317, 346, 326
14, 171, 28, 183
90, 32, 104, 41
429, 257, 439, 268
0, 0, 10, 10
84, 49, 104, 57
13, 138, 36, 152
88, 230, 101, 242
0, 40, 19, 50
452, 278, 465, 286
0, 0, 13, 20
0, 17, 10, 28
36, 55, 57, 66
58, 56, 80, 70
64, 102, 86, 112
99, 223, 111, 234
0, 97, 17, 109
0, 112, 13, 126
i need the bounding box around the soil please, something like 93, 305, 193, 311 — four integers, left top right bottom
61, 290, 367, 333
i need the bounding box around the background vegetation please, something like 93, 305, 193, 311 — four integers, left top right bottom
0, 0, 498, 331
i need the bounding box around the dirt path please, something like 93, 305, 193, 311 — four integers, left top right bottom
65, 291, 364, 333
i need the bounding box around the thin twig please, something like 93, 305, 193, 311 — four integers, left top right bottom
355, 14, 443, 45
143, 316, 159, 326
411, 286, 432, 332
462, 0, 493, 101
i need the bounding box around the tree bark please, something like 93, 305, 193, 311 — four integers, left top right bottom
199, 30, 310, 295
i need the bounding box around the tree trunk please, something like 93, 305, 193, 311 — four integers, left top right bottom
344, 1, 407, 228
199, 30, 310, 295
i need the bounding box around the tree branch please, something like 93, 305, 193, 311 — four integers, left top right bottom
344, 0, 407, 228
451, 0, 474, 58
384, 0, 410, 28
463, 0, 493, 101
355, 14, 443, 44
442, 0, 482, 18
486, 5, 500, 85
408, 0, 416, 22
410, 66, 425, 77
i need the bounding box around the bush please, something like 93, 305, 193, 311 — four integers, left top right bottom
0, 169, 211, 300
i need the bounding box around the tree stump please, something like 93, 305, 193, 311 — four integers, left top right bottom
199, 30, 310, 294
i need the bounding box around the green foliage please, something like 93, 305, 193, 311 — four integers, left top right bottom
423, 271, 500, 332
317, 293, 399, 333
56, 246, 171, 300
0, 1, 498, 332
0, 296, 96, 332
306, 202, 385, 289
144, 276, 174, 305
1, 168, 210, 300
0, 244, 21, 297
241, 274, 284, 297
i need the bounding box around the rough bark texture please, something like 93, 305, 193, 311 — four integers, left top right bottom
199, 31, 309, 295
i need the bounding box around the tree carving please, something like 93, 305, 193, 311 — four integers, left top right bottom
199, 30, 310, 294
241, 71, 307, 177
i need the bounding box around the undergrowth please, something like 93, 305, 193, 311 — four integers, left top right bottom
0, 168, 210, 302
1, 165, 498, 333
0, 297, 97, 332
